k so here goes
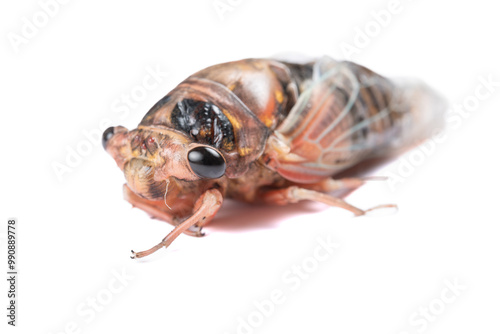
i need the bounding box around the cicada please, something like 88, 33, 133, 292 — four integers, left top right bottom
103, 56, 446, 258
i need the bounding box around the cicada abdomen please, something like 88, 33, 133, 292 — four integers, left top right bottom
264, 56, 447, 183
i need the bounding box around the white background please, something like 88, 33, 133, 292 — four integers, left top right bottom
1, 1, 499, 333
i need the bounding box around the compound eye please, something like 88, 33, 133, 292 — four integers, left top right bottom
187, 146, 226, 179
102, 127, 115, 149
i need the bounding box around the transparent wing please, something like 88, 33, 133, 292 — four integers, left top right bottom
270, 56, 406, 183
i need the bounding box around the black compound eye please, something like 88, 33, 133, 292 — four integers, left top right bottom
102, 127, 115, 149
187, 146, 226, 179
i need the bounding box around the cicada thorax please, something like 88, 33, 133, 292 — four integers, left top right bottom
139, 59, 295, 177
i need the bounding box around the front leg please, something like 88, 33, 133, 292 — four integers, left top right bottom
131, 189, 223, 259
123, 184, 202, 237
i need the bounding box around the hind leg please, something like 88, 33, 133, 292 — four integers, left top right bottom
298, 176, 387, 193
260, 185, 395, 216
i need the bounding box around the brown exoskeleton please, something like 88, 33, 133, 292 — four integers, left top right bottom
103, 57, 446, 258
